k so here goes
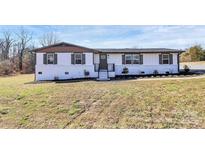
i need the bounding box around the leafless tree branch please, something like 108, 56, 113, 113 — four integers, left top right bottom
39, 32, 60, 47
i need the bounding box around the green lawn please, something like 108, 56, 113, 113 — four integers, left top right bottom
0, 74, 205, 128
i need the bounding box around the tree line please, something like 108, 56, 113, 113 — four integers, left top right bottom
0, 29, 60, 75
0, 29, 205, 76
180, 45, 205, 62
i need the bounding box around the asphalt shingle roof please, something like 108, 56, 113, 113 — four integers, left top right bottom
31, 42, 185, 53
96, 48, 184, 53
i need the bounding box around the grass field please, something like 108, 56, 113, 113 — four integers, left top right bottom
0, 74, 205, 128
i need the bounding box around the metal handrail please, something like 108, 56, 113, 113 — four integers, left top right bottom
94, 63, 115, 79
106, 64, 109, 78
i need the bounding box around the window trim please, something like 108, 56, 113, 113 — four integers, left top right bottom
132, 54, 140, 64
162, 54, 170, 64
125, 54, 140, 64
47, 53, 55, 64
74, 53, 83, 64
125, 54, 132, 64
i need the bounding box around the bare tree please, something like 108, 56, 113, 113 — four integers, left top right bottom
15, 29, 32, 71
39, 32, 60, 47
0, 39, 4, 61
2, 32, 14, 60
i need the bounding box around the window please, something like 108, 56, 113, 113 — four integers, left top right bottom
162, 54, 169, 64
125, 55, 132, 64
71, 53, 85, 64
100, 54, 106, 59
47, 53, 54, 64
75, 53, 82, 64
125, 54, 140, 64
38, 72, 42, 74
43, 53, 57, 64
65, 72, 69, 75
132, 54, 140, 64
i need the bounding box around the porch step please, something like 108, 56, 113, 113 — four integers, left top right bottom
96, 78, 110, 81
99, 69, 107, 72
97, 71, 110, 81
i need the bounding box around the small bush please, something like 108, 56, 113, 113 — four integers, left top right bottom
0, 60, 14, 75
153, 70, 159, 75
22, 52, 35, 74
122, 67, 129, 74
54, 76, 59, 80
184, 65, 190, 73
84, 70, 90, 76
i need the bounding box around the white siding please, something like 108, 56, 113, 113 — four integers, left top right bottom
86, 53, 94, 65
106, 53, 179, 75
57, 53, 71, 65
36, 52, 179, 80
94, 54, 99, 64
173, 53, 178, 65
35, 52, 97, 81
107, 54, 122, 65
143, 54, 159, 65
36, 53, 44, 65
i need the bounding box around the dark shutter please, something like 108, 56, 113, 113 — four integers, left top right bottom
169, 54, 173, 64
82, 54, 85, 64
71, 54, 75, 64
54, 54, 57, 64
140, 54, 143, 64
43, 54, 47, 64
122, 54, 125, 64
159, 54, 162, 64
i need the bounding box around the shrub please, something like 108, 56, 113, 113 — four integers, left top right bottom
184, 65, 190, 73
153, 70, 159, 75
54, 76, 59, 80
0, 60, 14, 75
84, 70, 90, 76
22, 52, 35, 74
122, 67, 129, 74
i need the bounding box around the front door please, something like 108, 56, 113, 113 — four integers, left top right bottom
99, 54, 107, 70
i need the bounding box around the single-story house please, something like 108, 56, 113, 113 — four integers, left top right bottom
33, 42, 184, 81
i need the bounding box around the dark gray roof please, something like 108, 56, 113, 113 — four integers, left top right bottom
96, 48, 184, 53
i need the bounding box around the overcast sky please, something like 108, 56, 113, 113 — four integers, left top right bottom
0, 25, 204, 49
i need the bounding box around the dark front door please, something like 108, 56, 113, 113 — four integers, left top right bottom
99, 54, 107, 70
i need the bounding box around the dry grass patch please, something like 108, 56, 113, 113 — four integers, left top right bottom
0, 74, 205, 128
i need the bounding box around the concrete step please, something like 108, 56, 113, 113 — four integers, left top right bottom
96, 78, 110, 81
99, 69, 107, 72
99, 73, 108, 77
97, 71, 110, 81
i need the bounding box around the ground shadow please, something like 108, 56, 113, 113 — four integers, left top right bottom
24, 78, 95, 84
189, 69, 205, 75
24, 71, 204, 85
